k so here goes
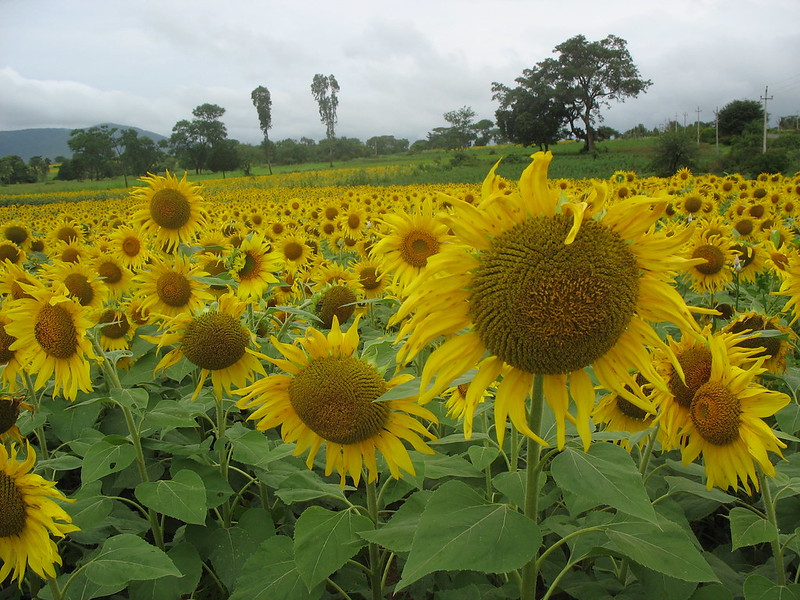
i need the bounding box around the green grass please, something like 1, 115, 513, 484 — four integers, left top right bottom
0, 137, 726, 200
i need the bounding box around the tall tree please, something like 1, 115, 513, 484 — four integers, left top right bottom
443, 106, 478, 150
492, 80, 567, 150
717, 99, 763, 140
251, 85, 273, 174
507, 34, 651, 152
310, 74, 340, 167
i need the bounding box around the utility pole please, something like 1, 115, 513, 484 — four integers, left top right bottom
683, 112, 688, 129
760, 86, 773, 153
714, 107, 720, 155
695, 106, 702, 145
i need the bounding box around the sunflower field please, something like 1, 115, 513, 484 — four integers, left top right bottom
1, 154, 800, 600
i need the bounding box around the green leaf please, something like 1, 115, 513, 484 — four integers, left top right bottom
81, 437, 137, 485
128, 542, 203, 600
134, 469, 208, 525
468, 445, 500, 471
208, 509, 276, 590
142, 399, 203, 433
231, 535, 324, 600
664, 476, 736, 504
227, 423, 295, 469
37, 454, 83, 471
274, 469, 349, 504
84, 534, 181, 587
397, 480, 541, 591
604, 518, 718, 582
48, 396, 103, 444
776, 403, 800, 436
418, 452, 484, 479
689, 583, 734, 600
358, 490, 432, 553
294, 506, 372, 590
743, 575, 799, 600
550, 444, 657, 522
729, 507, 779, 550
111, 387, 150, 412
492, 470, 526, 508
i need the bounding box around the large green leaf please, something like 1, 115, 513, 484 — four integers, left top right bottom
729, 507, 779, 550
397, 480, 541, 591
81, 437, 137, 484
48, 396, 103, 444
134, 469, 208, 525
230, 536, 324, 600
604, 518, 718, 582
550, 444, 657, 522
128, 542, 203, 600
208, 508, 276, 590
274, 469, 349, 504
358, 490, 432, 553
743, 575, 800, 600
84, 534, 180, 587
294, 506, 372, 590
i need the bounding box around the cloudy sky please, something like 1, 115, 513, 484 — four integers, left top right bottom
2, 0, 799, 145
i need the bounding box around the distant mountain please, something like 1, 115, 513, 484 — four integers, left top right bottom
0, 124, 168, 162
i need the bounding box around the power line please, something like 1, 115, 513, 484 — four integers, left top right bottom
760, 85, 773, 153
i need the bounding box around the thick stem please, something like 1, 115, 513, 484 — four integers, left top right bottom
520, 374, 545, 600
366, 478, 384, 600
216, 397, 232, 527
757, 467, 786, 585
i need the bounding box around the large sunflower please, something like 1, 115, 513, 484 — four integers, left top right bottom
679, 335, 789, 492
370, 195, 454, 290
108, 225, 151, 271
0, 442, 79, 585
4, 284, 97, 401
149, 293, 266, 401
393, 152, 702, 450
133, 254, 213, 321
236, 316, 437, 486
131, 171, 209, 252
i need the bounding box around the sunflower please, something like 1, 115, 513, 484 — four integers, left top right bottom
592, 373, 658, 450
108, 225, 151, 271
229, 232, 283, 301
1, 221, 31, 250
274, 233, 314, 274
0, 262, 44, 302
0, 313, 25, 393
48, 217, 84, 247
0, 394, 32, 443
148, 294, 266, 401
392, 152, 703, 451
131, 171, 209, 252
351, 257, 390, 299
315, 284, 359, 329
679, 335, 789, 492
91, 252, 134, 300
236, 316, 437, 486
0, 241, 25, 266
41, 260, 108, 312
722, 312, 794, 374
370, 195, 454, 289
0, 442, 79, 585
4, 284, 97, 401
132, 254, 213, 322
652, 326, 763, 449
96, 308, 135, 353
683, 230, 738, 294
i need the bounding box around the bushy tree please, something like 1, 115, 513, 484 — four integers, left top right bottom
492, 80, 567, 150
649, 130, 699, 177
68, 125, 117, 180
498, 34, 651, 152
170, 103, 228, 174
366, 135, 409, 155
0, 155, 36, 184
718, 99, 763, 141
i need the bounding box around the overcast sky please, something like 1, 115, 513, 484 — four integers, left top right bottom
2, 0, 799, 145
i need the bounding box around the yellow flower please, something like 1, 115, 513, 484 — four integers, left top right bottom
236, 316, 437, 486
0, 442, 79, 585
4, 284, 97, 401
393, 152, 702, 450
229, 232, 283, 301
680, 335, 789, 492
133, 254, 214, 322
131, 171, 209, 252
108, 225, 151, 271
149, 293, 266, 401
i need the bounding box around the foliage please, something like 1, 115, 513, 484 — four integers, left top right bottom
649, 130, 700, 177
0, 154, 37, 184
251, 85, 273, 174
499, 34, 651, 153
492, 79, 568, 150
311, 74, 340, 167
169, 104, 229, 174
67, 125, 118, 180
718, 99, 764, 141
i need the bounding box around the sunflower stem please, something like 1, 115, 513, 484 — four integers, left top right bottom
757, 466, 786, 586
45, 576, 63, 600
22, 369, 50, 462
366, 478, 384, 600
216, 397, 233, 527
520, 373, 545, 600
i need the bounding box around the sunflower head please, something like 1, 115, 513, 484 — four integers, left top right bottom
315, 284, 358, 329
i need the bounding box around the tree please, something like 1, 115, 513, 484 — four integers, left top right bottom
648, 130, 699, 177
492, 80, 567, 150
68, 125, 118, 180
207, 139, 241, 177
27, 156, 51, 181
311, 74, 340, 167
473, 119, 499, 146
169, 104, 228, 173
443, 106, 478, 150
366, 135, 409, 155
119, 129, 164, 178
251, 85, 273, 174
509, 34, 651, 152
0, 155, 35, 184
717, 99, 763, 141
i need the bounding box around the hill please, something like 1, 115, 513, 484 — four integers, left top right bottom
0, 124, 167, 161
